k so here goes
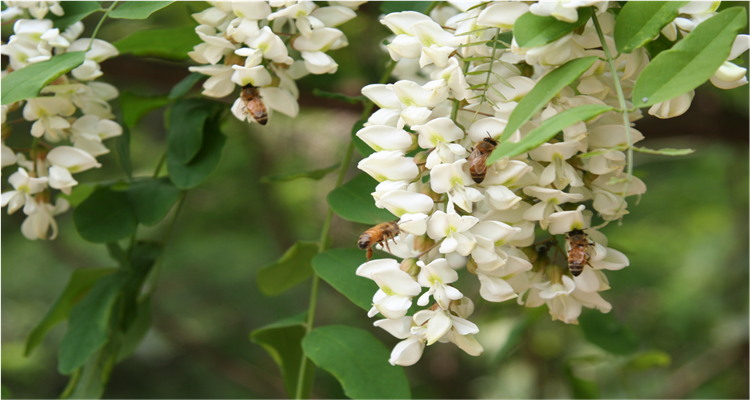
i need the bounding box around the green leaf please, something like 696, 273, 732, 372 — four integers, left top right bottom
169, 72, 205, 99
493, 307, 545, 363
514, 7, 592, 48
488, 104, 613, 164
352, 120, 374, 157
614, 1, 688, 54
632, 7, 748, 108
167, 98, 214, 164
116, 297, 152, 363
49, 1, 102, 31
312, 88, 365, 104
1, 385, 11, 399
73, 186, 138, 244
644, 32, 676, 59
327, 173, 396, 225
313, 249, 378, 311
119, 91, 171, 129
260, 163, 340, 183
250, 313, 314, 399
302, 326, 411, 399
116, 121, 133, 178
58, 183, 96, 207
108, 1, 174, 19
61, 340, 119, 399
119, 242, 161, 331
578, 310, 639, 355
380, 1, 431, 14
501, 56, 597, 141
127, 178, 182, 226
58, 271, 130, 374
168, 113, 226, 189
1, 52, 86, 105
114, 26, 201, 60
564, 363, 600, 399
256, 241, 318, 297
106, 242, 128, 267
623, 350, 671, 371
25, 268, 116, 357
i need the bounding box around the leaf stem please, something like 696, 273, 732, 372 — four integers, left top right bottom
153, 150, 167, 178
144, 191, 187, 297
294, 59, 396, 400
591, 11, 633, 226
87, 1, 118, 52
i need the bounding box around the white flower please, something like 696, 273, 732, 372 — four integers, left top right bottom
1, 167, 48, 214
413, 308, 478, 345
23, 97, 76, 141
46, 146, 101, 195
358, 150, 419, 182
368, 268, 422, 319
69, 115, 122, 157
522, 186, 585, 229
21, 197, 69, 240
426, 211, 478, 256
356, 125, 414, 153
375, 190, 435, 217
416, 258, 463, 309
2, 141, 18, 169
548, 204, 588, 235
430, 159, 484, 212
374, 317, 426, 366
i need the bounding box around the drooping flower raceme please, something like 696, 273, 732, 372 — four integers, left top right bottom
353, 1, 748, 366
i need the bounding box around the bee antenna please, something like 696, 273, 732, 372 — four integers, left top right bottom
486, 131, 493, 139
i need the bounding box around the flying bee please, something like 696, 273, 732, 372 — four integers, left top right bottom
566, 229, 593, 277
240, 84, 268, 125
469, 133, 498, 183
358, 221, 400, 261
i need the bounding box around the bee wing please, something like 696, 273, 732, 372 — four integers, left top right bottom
470, 148, 489, 175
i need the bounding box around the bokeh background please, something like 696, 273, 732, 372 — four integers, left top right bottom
2, 2, 748, 399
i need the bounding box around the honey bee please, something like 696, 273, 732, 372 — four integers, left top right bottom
566, 229, 593, 276
240, 84, 268, 125
358, 221, 400, 261
469, 133, 498, 183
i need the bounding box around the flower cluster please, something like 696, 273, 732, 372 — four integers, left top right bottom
1, 1, 121, 240
354, 1, 748, 366
187, 0, 365, 125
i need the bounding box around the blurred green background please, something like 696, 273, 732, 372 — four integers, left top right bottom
2, 2, 748, 399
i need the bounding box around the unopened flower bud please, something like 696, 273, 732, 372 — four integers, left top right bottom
414, 234, 435, 254
466, 256, 478, 275
223, 52, 245, 67
545, 264, 566, 284
400, 258, 420, 277
420, 183, 442, 202
532, 251, 551, 273
407, 133, 419, 153
414, 150, 429, 174
521, 246, 538, 264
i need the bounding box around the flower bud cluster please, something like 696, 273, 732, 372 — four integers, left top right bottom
1, 2, 121, 240
354, 1, 747, 366
187, 0, 365, 125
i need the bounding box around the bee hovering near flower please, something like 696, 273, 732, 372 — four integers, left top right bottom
468, 133, 498, 184
566, 229, 593, 276
240, 84, 268, 125
358, 221, 400, 261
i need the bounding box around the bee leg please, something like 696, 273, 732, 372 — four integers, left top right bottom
383, 237, 394, 255
366, 247, 373, 261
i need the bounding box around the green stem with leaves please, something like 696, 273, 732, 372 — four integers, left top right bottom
591, 11, 633, 225
294, 58, 396, 400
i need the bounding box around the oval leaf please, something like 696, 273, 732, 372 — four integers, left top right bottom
261, 163, 340, 183
313, 248, 379, 311
1, 52, 86, 105
488, 104, 613, 164
250, 313, 313, 399
73, 186, 138, 243
116, 297, 152, 363
58, 271, 130, 374
632, 7, 748, 108
614, 1, 688, 54
114, 26, 201, 60
501, 56, 598, 141
127, 177, 182, 226
514, 7, 592, 48
327, 173, 396, 225
578, 310, 639, 355
167, 98, 213, 164
302, 326, 411, 399
109, 1, 174, 19
25, 268, 116, 357
257, 241, 318, 297
168, 114, 226, 189
169, 72, 205, 99
119, 91, 171, 128
49, 1, 102, 30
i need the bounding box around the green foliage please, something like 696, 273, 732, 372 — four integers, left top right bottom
57, 271, 130, 374
127, 178, 182, 226
501, 56, 597, 141
513, 7, 592, 48
108, 1, 174, 19
313, 248, 379, 311
116, 297, 152, 363
58, 183, 96, 207
167, 111, 227, 189
380, 1, 432, 14
614, 1, 688, 54
250, 313, 314, 398
256, 241, 318, 296
114, 26, 201, 60
578, 310, 639, 355
73, 187, 138, 243
119, 92, 171, 128
644, 32, 676, 59
25, 268, 116, 357
169, 72, 205, 99
116, 122, 133, 178
632, 7, 748, 108
623, 350, 671, 371
167, 99, 216, 164
488, 104, 613, 164
302, 325, 412, 399
327, 173, 396, 225
261, 163, 340, 183
564, 363, 600, 399
60, 343, 118, 399
1, 52, 85, 105
49, 1, 102, 30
